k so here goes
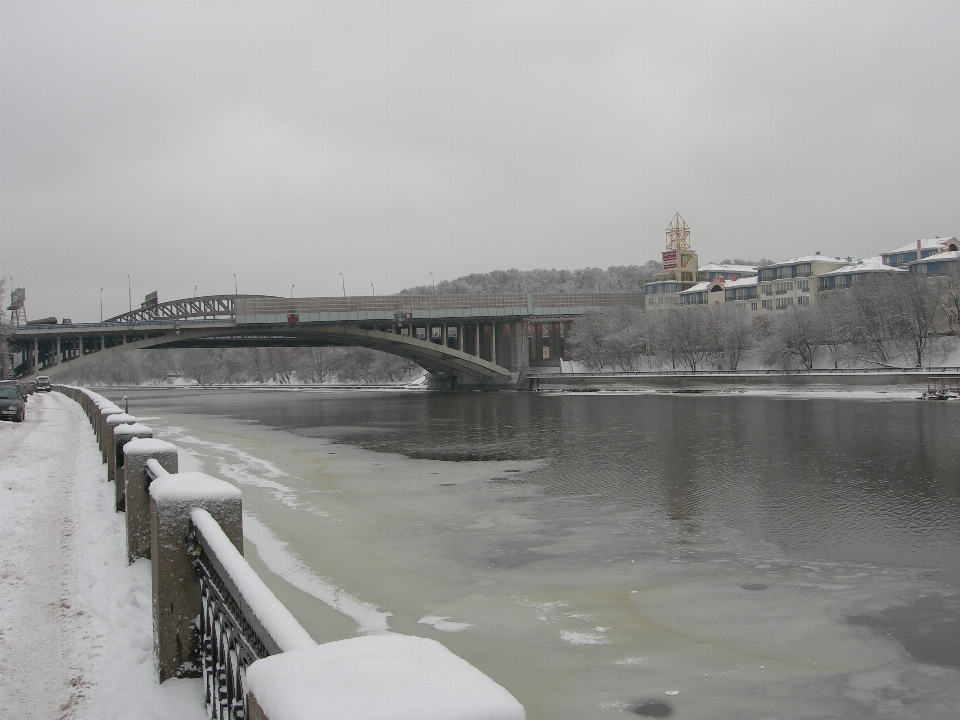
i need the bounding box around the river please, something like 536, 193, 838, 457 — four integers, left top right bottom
102, 387, 960, 719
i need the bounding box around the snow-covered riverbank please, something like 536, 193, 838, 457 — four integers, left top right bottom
0, 392, 205, 720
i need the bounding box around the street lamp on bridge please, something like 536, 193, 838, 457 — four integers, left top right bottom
290, 284, 295, 298
233, 274, 238, 296
339, 273, 345, 297
100, 288, 103, 322
430, 272, 435, 294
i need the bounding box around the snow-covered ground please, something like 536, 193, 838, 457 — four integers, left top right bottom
0, 392, 205, 720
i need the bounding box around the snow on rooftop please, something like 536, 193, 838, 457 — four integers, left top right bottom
680, 281, 714, 294
149, 472, 242, 504
699, 263, 758, 274
724, 276, 758, 288
910, 250, 960, 265
819, 257, 905, 276
190, 508, 316, 654
246, 634, 526, 720
773, 255, 847, 266
886, 237, 959, 254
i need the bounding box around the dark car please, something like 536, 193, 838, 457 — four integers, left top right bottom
0, 382, 25, 422
35, 376, 52, 392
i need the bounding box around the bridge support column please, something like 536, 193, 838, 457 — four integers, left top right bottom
474, 324, 480, 357
490, 323, 497, 365
458, 323, 463, 351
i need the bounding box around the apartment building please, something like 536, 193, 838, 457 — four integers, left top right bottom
881, 237, 959, 268
756, 254, 847, 312
908, 250, 960, 276
697, 263, 757, 282
818, 257, 905, 292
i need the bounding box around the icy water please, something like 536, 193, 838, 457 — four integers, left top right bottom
108, 388, 960, 719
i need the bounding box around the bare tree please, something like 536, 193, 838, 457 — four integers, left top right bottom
761, 306, 821, 370
885, 273, 944, 367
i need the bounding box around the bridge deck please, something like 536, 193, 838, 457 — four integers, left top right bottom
236, 292, 644, 324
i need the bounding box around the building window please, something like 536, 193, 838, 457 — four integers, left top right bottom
762, 299, 773, 310
797, 280, 809, 292
751, 302, 758, 311
798, 296, 809, 305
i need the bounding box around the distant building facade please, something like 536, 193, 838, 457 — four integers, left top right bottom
756, 254, 847, 312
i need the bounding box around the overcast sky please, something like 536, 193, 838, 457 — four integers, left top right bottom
3, 1, 960, 321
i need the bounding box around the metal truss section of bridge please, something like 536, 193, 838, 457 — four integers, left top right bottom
8, 292, 644, 389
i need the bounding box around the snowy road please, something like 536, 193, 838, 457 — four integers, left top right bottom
0, 392, 204, 719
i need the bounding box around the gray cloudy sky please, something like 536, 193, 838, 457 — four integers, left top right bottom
3, 1, 960, 321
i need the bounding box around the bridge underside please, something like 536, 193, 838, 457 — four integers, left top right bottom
9, 320, 573, 390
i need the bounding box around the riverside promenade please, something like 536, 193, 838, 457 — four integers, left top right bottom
0, 392, 204, 719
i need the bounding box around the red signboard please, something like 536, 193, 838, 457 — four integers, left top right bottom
662, 250, 677, 269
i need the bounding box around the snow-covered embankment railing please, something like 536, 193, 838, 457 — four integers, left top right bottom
53, 385, 526, 720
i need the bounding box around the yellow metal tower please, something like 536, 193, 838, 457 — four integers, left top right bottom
665, 213, 691, 250
658, 213, 698, 284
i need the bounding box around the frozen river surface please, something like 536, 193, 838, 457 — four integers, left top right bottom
109, 388, 960, 719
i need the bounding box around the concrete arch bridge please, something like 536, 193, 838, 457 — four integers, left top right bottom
8, 292, 644, 389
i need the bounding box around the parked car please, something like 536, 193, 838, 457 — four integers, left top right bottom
35, 376, 52, 392
0, 382, 26, 422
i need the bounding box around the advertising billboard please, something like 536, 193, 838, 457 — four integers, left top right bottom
662, 250, 677, 269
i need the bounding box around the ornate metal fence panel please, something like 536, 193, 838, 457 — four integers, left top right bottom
192, 532, 271, 720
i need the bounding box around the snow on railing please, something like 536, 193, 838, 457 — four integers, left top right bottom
191, 508, 316, 720
53, 384, 526, 720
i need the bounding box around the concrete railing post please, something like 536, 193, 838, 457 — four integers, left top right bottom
149, 472, 243, 682
104, 413, 136, 482
123, 439, 178, 563
112, 423, 154, 511
96, 404, 122, 453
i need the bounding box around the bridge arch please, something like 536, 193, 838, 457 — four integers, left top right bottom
9, 291, 645, 387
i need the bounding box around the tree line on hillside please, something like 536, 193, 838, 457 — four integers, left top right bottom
567, 271, 960, 372
400, 263, 664, 294
399, 259, 777, 296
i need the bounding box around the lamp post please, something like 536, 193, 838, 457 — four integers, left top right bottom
339, 273, 345, 297
100, 288, 103, 322
290, 284, 295, 298
128, 275, 132, 311
233, 273, 238, 295
370, 283, 375, 297
430, 272, 435, 294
